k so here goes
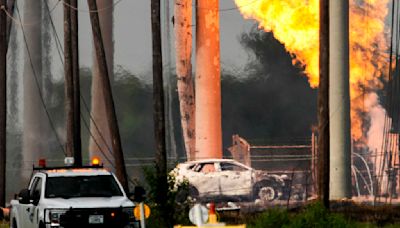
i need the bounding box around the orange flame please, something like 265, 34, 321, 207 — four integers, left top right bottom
235, 0, 389, 142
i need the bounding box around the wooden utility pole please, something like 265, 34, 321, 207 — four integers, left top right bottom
71, 0, 82, 166
0, 0, 7, 207
317, 0, 330, 208
64, 0, 74, 159
151, 0, 168, 225
89, 0, 114, 169
87, 0, 128, 191
174, 0, 196, 160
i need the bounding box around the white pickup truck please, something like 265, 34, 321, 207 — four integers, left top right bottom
10, 163, 137, 228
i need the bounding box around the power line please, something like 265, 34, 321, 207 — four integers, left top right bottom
3, 0, 59, 27
14, 2, 66, 156
42, 0, 138, 186
44, 2, 115, 160
60, 0, 124, 13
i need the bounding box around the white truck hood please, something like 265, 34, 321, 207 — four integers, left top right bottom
42, 196, 135, 209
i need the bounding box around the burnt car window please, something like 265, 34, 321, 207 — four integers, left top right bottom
45, 175, 123, 198
220, 162, 247, 172
193, 163, 216, 173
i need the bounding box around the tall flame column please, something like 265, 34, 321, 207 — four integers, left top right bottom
195, 0, 222, 159
329, 0, 352, 199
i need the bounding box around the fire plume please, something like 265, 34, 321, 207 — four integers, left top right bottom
235, 0, 390, 142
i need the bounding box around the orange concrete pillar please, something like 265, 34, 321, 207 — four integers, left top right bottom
195, 0, 222, 159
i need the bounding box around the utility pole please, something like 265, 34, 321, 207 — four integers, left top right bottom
329, 0, 352, 199
151, 0, 168, 225
87, 0, 128, 191
195, 0, 222, 159
64, 0, 74, 159
71, 0, 82, 166
318, 0, 330, 208
175, 0, 196, 160
0, 0, 6, 207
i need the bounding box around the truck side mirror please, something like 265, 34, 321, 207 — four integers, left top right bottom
31, 190, 40, 206
18, 189, 30, 204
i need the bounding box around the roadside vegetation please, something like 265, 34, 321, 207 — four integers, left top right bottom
246, 203, 356, 228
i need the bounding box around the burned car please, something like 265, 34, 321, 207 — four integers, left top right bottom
171, 159, 288, 202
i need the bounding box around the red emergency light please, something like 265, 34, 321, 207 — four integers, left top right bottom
38, 159, 46, 168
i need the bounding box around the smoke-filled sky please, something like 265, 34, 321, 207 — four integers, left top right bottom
48, 0, 256, 80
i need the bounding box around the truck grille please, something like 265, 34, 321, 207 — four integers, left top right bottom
59, 207, 131, 228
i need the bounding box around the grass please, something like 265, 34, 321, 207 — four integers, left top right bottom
246, 203, 357, 228
219, 202, 400, 228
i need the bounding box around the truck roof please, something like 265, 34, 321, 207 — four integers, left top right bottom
37, 167, 112, 177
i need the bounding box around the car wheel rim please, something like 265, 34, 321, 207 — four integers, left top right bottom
259, 186, 275, 201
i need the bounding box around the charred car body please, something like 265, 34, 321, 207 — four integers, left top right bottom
171, 159, 289, 202
10, 163, 137, 228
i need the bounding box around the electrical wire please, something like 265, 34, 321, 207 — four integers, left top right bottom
42, 0, 139, 186
3, 0, 59, 27
60, 0, 124, 13
44, 0, 114, 161
13, 2, 66, 156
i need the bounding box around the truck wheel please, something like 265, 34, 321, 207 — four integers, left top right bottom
12, 218, 17, 228
39, 221, 45, 228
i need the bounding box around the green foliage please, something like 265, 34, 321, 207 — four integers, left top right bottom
248, 203, 356, 228
143, 166, 191, 228
248, 208, 290, 228
287, 203, 354, 228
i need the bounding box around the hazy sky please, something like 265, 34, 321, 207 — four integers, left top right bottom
49, 0, 257, 79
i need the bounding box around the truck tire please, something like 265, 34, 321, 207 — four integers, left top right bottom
39, 221, 45, 228
12, 218, 17, 228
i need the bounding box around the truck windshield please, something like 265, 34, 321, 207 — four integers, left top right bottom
45, 175, 123, 198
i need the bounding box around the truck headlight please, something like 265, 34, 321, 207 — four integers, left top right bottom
45, 209, 67, 226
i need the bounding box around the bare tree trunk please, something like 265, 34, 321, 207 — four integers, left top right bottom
151, 0, 168, 225
89, 0, 114, 169
195, 0, 222, 159
174, 0, 196, 161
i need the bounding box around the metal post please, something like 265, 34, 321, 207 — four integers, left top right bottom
329, 0, 352, 199
139, 202, 146, 228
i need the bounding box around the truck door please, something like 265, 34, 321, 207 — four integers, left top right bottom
19, 177, 42, 228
